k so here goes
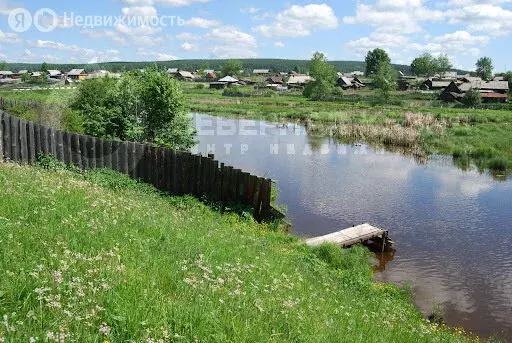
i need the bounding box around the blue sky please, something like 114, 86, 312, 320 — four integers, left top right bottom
0, 0, 511, 71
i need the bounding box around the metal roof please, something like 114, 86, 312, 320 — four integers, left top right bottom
67, 69, 86, 76
218, 76, 239, 83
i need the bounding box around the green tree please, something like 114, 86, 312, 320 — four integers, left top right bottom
373, 61, 397, 103
434, 54, 452, 77
71, 68, 195, 149
40, 62, 48, 74
0, 60, 8, 71
476, 57, 493, 80
504, 71, 512, 93
365, 48, 390, 76
462, 88, 482, 107
221, 60, 243, 77
303, 52, 339, 101
411, 53, 435, 77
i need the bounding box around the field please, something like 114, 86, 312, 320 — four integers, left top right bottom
1, 84, 511, 176
0, 162, 481, 342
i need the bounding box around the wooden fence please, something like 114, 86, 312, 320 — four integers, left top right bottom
0, 109, 276, 221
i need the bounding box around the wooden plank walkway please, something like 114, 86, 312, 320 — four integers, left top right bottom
305, 223, 388, 248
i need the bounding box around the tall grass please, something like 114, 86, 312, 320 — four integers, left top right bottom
0, 163, 482, 342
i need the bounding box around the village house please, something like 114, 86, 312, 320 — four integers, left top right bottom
337, 76, 365, 90
47, 70, 63, 80
205, 72, 217, 81
420, 79, 452, 91
253, 69, 270, 75
266, 74, 284, 85
440, 79, 509, 103
0, 71, 13, 79
173, 70, 195, 81
210, 75, 240, 89
287, 75, 312, 88
67, 69, 88, 81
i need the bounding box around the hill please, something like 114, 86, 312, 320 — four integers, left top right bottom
4, 58, 414, 74
0, 162, 475, 342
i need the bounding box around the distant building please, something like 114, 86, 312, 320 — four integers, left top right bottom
266, 74, 284, 85
47, 70, 63, 79
287, 75, 312, 87
173, 70, 195, 81
67, 69, 88, 80
440, 79, 509, 103
420, 79, 452, 91
253, 69, 270, 75
337, 76, 365, 90
0, 71, 13, 79
205, 72, 217, 80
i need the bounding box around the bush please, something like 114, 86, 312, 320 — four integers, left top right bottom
71, 67, 195, 150
60, 109, 84, 133
195, 83, 206, 89
461, 88, 482, 107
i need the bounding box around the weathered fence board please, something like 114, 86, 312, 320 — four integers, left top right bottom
0, 110, 275, 221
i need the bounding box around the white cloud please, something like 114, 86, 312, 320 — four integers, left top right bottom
254, 4, 338, 38
343, 0, 444, 34
274, 41, 285, 48
136, 49, 178, 60
116, 23, 161, 36
240, 7, 260, 14
345, 32, 408, 56
0, 30, 22, 44
180, 42, 199, 52
81, 29, 128, 45
409, 31, 489, 56
120, 0, 209, 6
445, 4, 512, 36
121, 6, 158, 18
184, 17, 221, 28
205, 26, 258, 58
176, 32, 202, 40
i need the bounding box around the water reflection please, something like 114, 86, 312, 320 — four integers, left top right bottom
191, 114, 512, 340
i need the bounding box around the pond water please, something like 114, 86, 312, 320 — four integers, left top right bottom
191, 114, 512, 340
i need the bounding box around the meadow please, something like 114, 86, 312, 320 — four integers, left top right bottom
1, 84, 511, 175
0, 162, 482, 342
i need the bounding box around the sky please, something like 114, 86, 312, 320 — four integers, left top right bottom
0, 0, 511, 71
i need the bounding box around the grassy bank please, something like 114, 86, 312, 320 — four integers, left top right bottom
1, 86, 511, 175
0, 162, 479, 342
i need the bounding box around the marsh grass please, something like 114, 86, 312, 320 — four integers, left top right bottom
0, 162, 484, 342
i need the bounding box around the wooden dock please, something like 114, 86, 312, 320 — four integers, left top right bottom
306, 223, 393, 251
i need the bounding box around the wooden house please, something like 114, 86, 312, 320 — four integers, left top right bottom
67, 69, 88, 80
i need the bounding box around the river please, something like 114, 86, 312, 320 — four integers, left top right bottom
191, 114, 512, 340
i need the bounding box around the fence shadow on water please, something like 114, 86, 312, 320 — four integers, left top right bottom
0, 108, 278, 222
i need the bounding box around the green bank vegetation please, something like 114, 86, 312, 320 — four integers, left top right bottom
0, 162, 483, 342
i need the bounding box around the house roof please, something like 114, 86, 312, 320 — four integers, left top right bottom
338, 77, 353, 86
47, 70, 62, 76
0, 71, 13, 75
18, 70, 28, 74
167, 68, 178, 74
206, 72, 217, 78
218, 76, 239, 83
68, 69, 86, 76
253, 69, 270, 74
177, 70, 195, 79
31, 72, 42, 77
430, 81, 451, 88
287, 75, 312, 84
481, 92, 509, 99
480, 81, 509, 91
267, 75, 284, 83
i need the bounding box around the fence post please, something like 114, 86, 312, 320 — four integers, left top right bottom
19, 119, 28, 164
26, 122, 36, 164
96, 138, 104, 169
252, 177, 262, 221
63, 131, 72, 165
10, 116, 20, 162
128, 142, 137, 179
55, 130, 65, 162
118, 142, 128, 175
103, 140, 112, 170
111, 141, 120, 173
70, 133, 82, 169
260, 179, 272, 220
79, 135, 89, 170
48, 128, 57, 157
0, 112, 4, 161
170, 149, 177, 194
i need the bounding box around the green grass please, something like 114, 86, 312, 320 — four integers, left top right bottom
0, 162, 481, 342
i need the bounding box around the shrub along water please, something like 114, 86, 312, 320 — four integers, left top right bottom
0, 162, 482, 342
